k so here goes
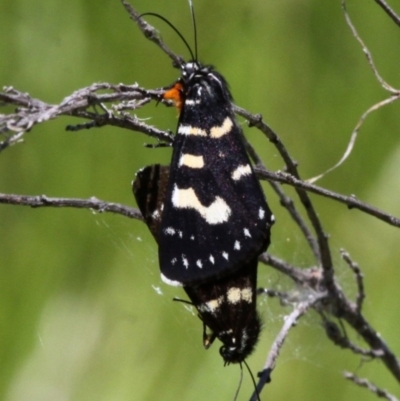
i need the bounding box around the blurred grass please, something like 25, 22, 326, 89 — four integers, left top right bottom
1, 0, 400, 400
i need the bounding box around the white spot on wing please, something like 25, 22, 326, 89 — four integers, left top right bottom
227, 288, 241, 304
244, 228, 251, 238
172, 185, 231, 224
199, 296, 224, 313
227, 287, 253, 304
152, 209, 161, 220
178, 125, 207, 137
232, 164, 252, 181
210, 117, 233, 139
182, 255, 189, 268
241, 288, 253, 303
165, 227, 175, 236
222, 251, 229, 260
209, 255, 215, 264
258, 207, 265, 220
234, 241, 241, 250
179, 154, 205, 169
196, 260, 203, 268
161, 273, 182, 287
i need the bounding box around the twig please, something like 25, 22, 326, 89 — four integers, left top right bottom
0, 85, 172, 151
342, 0, 399, 93
341, 250, 365, 312
121, 0, 184, 68
328, 279, 400, 381
0, 193, 142, 220
322, 318, 382, 358
373, 0, 400, 27
344, 372, 399, 401
242, 128, 320, 261
255, 169, 400, 228
249, 293, 326, 401
258, 253, 316, 285
235, 105, 334, 291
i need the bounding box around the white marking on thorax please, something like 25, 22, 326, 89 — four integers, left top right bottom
185, 98, 201, 106
232, 164, 252, 181
179, 154, 204, 169
172, 185, 231, 224
210, 117, 233, 138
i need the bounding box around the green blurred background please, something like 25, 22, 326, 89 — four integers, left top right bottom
1, 0, 400, 400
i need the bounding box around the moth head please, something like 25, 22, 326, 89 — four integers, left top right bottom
218, 319, 261, 365
180, 61, 232, 105
181, 61, 200, 80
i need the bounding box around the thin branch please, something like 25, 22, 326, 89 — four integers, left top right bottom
249, 293, 326, 401
344, 372, 399, 401
341, 250, 365, 312
258, 253, 316, 285
330, 279, 400, 381
0, 85, 172, 151
307, 95, 400, 184
306, 1, 400, 186
342, 0, 399, 93
242, 127, 320, 261
322, 318, 381, 357
0, 193, 142, 220
234, 105, 334, 289
373, 0, 400, 27
255, 168, 400, 228
121, 0, 184, 68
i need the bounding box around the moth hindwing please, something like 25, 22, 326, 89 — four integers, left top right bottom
158, 62, 274, 286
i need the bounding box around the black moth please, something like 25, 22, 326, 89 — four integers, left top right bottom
133, 64, 274, 364
133, 15, 274, 365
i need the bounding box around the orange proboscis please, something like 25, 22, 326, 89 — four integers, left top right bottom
163, 82, 184, 111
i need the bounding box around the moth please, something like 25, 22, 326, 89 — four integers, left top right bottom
133, 6, 274, 365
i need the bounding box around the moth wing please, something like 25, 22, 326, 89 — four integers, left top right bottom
159, 121, 273, 286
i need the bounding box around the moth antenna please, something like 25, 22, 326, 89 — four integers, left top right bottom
187, 0, 198, 61
138, 12, 195, 62
243, 359, 261, 401
233, 363, 244, 401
